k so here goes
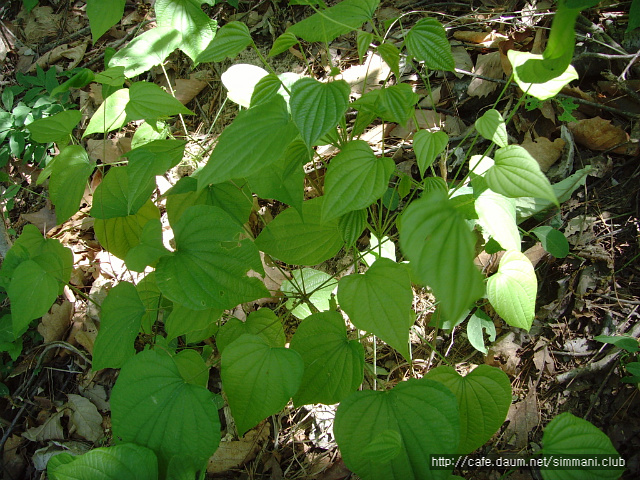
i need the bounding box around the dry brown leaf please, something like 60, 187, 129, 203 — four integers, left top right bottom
390, 109, 443, 137
451, 46, 473, 78
2, 435, 27, 479
174, 77, 208, 105
86, 137, 132, 164
486, 331, 520, 375
21, 204, 58, 233
504, 383, 540, 449
72, 316, 98, 354
19, 6, 61, 45
467, 51, 503, 98
361, 123, 395, 145
453, 30, 509, 48
339, 52, 390, 96
207, 423, 269, 474
520, 136, 566, 172
568, 117, 630, 154
23, 411, 65, 442
66, 394, 103, 443
38, 300, 73, 343
29, 41, 88, 72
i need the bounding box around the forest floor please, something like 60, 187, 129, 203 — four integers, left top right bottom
0, 0, 639, 479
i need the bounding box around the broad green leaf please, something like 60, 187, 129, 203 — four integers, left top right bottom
290, 311, 364, 406
532, 226, 569, 258
86, 0, 126, 44
541, 412, 624, 480
269, 31, 298, 57
94, 201, 161, 260
111, 349, 221, 477
124, 219, 170, 272
156, 205, 269, 310
405, 18, 455, 71
425, 365, 511, 454
47, 443, 158, 480
322, 140, 394, 221
92, 281, 145, 370
594, 335, 639, 353
51, 69, 95, 97
126, 82, 193, 122
221, 334, 303, 435
376, 84, 419, 126
287, 0, 379, 43
135, 273, 166, 334
108, 27, 182, 79
154, 0, 218, 62
399, 189, 484, 322
49, 145, 95, 224
165, 304, 221, 343
290, 78, 350, 147
217, 309, 285, 353
166, 179, 253, 226
509, 49, 579, 101
516, 166, 591, 222
486, 145, 557, 205
466, 309, 496, 355
91, 166, 153, 219
130, 120, 169, 149
8, 260, 58, 337
247, 139, 307, 213
222, 64, 269, 108
196, 21, 252, 63
197, 96, 298, 186
413, 130, 448, 177
83, 88, 130, 137
26, 110, 81, 144
356, 30, 374, 63
486, 250, 536, 331
475, 189, 520, 251
475, 109, 508, 148
249, 73, 284, 108
94, 66, 126, 88
334, 378, 459, 480
338, 209, 367, 247
0, 224, 73, 289
174, 349, 209, 387
281, 268, 338, 319
255, 197, 344, 266
377, 43, 401, 79
124, 139, 186, 205
338, 258, 414, 360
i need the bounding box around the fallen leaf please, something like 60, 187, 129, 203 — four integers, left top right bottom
504, 382, 539, 449
72, 316, 98, 355
340, 52, 390, 96
520, 135, 565, 172
21, 204, 58, 233
486, 331, 521, 376
453, 30, 509, 48
66, 394, 103, 443
467, 51, 503, 98
174, 77, 208, 105
451, 46, 473, 78
2, 435, 27, 478
23, 411, 65, 442
86, 137, 132, 164
390, 109, 443, 137
568, 116, 630, 154
78, 384, 110, 412
38, 300, 73, 343
207, 422, 269, 474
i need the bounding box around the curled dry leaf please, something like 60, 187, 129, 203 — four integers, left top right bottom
568, 116, 632, 154
66, 394, 103, 443
23, 411, 65, 442
520, 136, 566, 172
